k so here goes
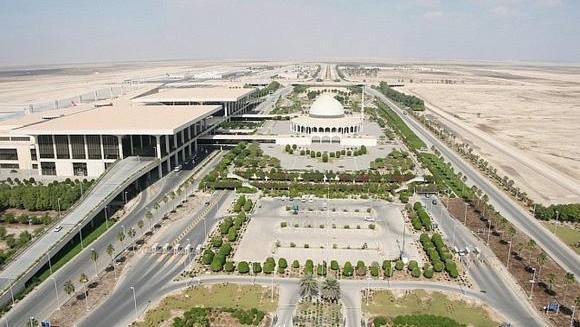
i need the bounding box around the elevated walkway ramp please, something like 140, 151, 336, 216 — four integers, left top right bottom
0, 157, 159, 301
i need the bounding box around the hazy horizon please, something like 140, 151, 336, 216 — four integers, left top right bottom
1, 0, 579, 67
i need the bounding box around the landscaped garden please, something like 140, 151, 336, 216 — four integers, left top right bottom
364, 290, 500, 327
133, 284, 277, 327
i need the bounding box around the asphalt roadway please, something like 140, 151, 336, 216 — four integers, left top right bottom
367, 87, 580, 278
77, 190, 233, 327
420, 195, 545, 327
1, 152, 222, 327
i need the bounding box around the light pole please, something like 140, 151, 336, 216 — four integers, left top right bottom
124, 191, 128, 205
105, 205, 109, 229
506, 241, 513, 269
270, 275, 274, 303
29, 316, 34, 327
463, 202, 468, 225
57, 198, 61, 219
130, 286, 138, 322
91, 248, 98, 276
79, 225, 84, 249
529, 267, 537, 300
47, 250, 53, 275
51, 277, 60, 309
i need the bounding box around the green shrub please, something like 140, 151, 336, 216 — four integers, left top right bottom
395, 260, 404, 271
305, 259, 314, 275
252, 262, 262, 274
370, 262, 380, 277
374, 316, 389, 327
343, 261, 353, 277
278, 258, 288, 269
280, 221, 287, 228
238, 261, 250, 274
224, 261, 235, 272
330, 260, 339, 271
211, 237, 223, 248
383, 260, 393, 277
423, 267, 434, 279
202, 249, 215, 265
292, 260, 300, 269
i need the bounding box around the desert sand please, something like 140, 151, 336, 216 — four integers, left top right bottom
363, 63, 580, 204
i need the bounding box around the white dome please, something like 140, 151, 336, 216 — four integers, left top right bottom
309, 93, 344, 118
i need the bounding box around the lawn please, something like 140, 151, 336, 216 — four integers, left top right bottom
542, 222, 580, 254
134, 284, 278, 327
363, 290, 500, 327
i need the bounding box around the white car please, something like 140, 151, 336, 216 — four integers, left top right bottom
173, 165, 182, 172
53, 225, 63, 233
363, 217, 375, 222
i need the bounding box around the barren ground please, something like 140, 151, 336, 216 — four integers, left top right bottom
362, 63, 580, 204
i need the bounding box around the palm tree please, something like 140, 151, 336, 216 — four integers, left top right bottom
63, 280, 75, 296
137, 220, 144, 231
90, 249, 99, 277
79, 272, 89, 310
106, 243, 117, 280
570, 296, 580, 327
547, 273, 556, 294
128, 228, 136, 242
320, 278, 340, 302
527, 239, 536, 266
536, 252, 547, 281
145, 211, 153, 228
299, 274, 319, 300
563, 272, 575, 303
117, 230, 125, 247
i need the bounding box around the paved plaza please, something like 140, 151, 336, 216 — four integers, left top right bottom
233, 197, 421, 265
261, 143, 395, 171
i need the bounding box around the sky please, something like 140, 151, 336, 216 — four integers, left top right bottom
1, 0, 579, 67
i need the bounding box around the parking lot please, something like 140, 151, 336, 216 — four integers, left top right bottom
233, 197, 421, 265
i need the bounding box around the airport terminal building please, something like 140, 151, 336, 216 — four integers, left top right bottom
0, 86, 255, 177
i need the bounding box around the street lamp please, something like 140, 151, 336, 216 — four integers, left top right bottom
105, 205, 109, 229
529, 267, 537, 300
130, 286, 138, 322
50, 277, 60, 309
57, 198, 61, 219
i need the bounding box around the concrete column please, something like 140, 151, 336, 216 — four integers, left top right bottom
224, 103, 228, 117
165, 135, 170, 157
118, 135, 123, 159
67, 135, 72, 160
130, 135, 134, 156
155, 135, 161, 159
99, 135, 104, 160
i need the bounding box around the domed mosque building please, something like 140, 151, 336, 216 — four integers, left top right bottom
288, 92, 375, 146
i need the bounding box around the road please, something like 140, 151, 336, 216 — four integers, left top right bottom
367, 87, 580, 278
77, 190, 233, 327
420, 196, 545, 327
1, 152, 222, 327
0, 157, 158, 295
255, 85, 293, 114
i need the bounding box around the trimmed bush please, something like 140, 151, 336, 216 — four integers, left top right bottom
224, 261, 235, 272
211, 237, 223, 248
292, 260, 300, 269
330, 260, 339, 271
305, 259, 314, 275
383, 260, 393, 277
395, 260, 404, 271
252, 262, 262, 274
343, 261, 354, 277
238, 261, 250, 274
